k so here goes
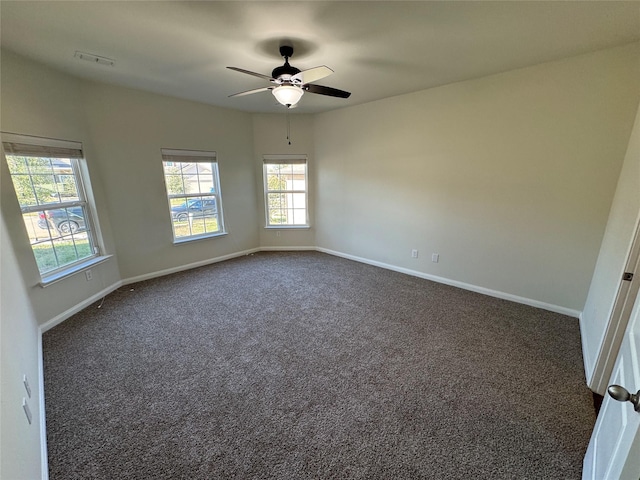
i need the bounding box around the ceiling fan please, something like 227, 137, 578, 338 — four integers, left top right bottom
227, 45, 351, 108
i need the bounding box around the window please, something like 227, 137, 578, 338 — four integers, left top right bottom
263, 155, 308, 227
161, 149, 225, 241
2, 134, 100, 281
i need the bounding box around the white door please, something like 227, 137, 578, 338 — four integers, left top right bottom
583, 289, 640, 479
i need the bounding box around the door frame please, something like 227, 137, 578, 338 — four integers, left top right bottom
590, 216, 640, 394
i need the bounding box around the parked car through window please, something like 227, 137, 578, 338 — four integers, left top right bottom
170, 198, 217, 222
38, 207, 86, 234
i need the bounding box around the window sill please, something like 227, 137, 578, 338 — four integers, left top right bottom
173, 231, 228, 245
264, 225, 310, 230
40, 255, 113, 288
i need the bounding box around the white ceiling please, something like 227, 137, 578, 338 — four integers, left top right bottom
2, 1, 639, 114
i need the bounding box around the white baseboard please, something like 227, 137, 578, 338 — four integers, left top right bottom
38, 332, 49, 480
579, 312, 596, 389
316, 247, 581, 318
122, 248, 260, 285
40, 280, 123, 333
260, 246, 316, 252
42, 246, 581, 334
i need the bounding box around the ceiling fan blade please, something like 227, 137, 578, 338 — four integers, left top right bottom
291, 66, 333, 85
229, 86, 273, 98
303, 83, 351, 98
227, 66, 274, 82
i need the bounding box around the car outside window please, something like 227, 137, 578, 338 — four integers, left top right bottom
161, 148, 225, 242
2, 134, 100, 281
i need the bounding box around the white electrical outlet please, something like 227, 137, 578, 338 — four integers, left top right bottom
85, 269, 93, 281
23, 398, 32, 425
411, 249, 419, 258
23, 375, 31, 398
432, 253, 439, 263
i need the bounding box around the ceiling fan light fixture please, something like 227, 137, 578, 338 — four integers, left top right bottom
272, 85, 304, 107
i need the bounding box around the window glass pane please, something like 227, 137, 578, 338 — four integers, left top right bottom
292, 210, 306, 225
267, 192, 286, 208
57, 173, 79, 200
266, 164, 280, 175
267, 173, 283, 191
163, 167, 186, 195
291, 178, 305, 190
28, 157, 54, 174
291, 163, 305, 175
292, 192, 306, 209
196, 163, 210, 174
203, 214, 219, 234
197, 173, 214, 194
31, 174, 58, 204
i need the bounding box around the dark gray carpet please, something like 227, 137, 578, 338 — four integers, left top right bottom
43, 251, 595, 479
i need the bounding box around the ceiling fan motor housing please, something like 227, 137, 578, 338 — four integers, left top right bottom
272, 64, 301, 81
272, 45, 301, 82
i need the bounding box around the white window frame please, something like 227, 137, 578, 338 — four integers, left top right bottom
263, 155, 309, 228
161, 148, 226, 243
2, 133, 106, 285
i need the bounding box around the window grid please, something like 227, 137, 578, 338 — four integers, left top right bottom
4, 151, 99, 277
161, 154, 225, 241
264, 161, 308, 227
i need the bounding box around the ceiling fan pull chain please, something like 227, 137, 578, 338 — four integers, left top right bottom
286, 111, 292, 145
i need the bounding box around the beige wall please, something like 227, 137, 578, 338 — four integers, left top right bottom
314, 43, 640, 313
252, 113, 316, 248
78, 82, 259, 280
0, 50, 122, 327
0, 207, 44, 480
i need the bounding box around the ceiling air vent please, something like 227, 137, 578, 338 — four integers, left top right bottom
74, 51, 115, 67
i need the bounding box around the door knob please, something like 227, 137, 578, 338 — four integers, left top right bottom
607, 385, 640, 412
